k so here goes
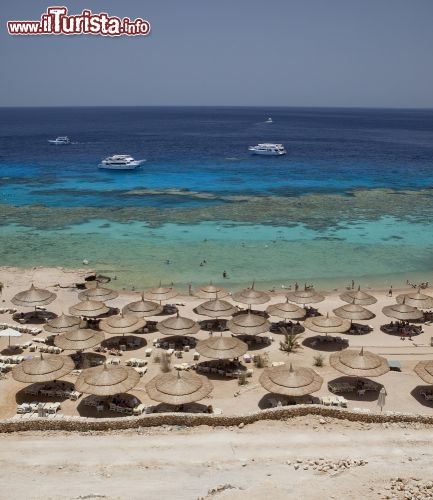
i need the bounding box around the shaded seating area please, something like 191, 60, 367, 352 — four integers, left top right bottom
270, 321, 304, 334
79, 393, 146, 416
12, 310, 57, 325
303, 335, 348, 351
199, 318, 228, 332
153, 335, 197, 351
194, 359, 251, 378
380, 322, 423, 337
347, 323, 373, 335
410, 386, 433, 408
17, 381, 82, 401
233, 334, 272, 349
101, 335, 145, 351
71, 352, 106, 369
328, 376, 382, 399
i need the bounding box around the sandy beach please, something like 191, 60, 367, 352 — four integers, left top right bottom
1, 266, 433, 499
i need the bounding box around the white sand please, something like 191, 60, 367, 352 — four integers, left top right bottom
1, 420, 433, 499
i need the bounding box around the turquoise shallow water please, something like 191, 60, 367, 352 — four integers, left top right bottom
1, 217, 432, 291
1, 107, 433, 290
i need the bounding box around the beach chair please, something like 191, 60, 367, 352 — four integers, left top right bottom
320, 396, 332, 406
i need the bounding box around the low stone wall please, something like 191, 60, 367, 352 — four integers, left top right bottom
1, 406, 432, 433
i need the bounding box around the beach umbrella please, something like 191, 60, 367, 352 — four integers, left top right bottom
78, 282, 118, 302
12, 353, 74, 383
69, 299, 110, 318
44, 313, 81, 334
11, 284, 56, 308
340, 286, 377, 306
329, 348, 389, 378
157, 313, 200, 336
75, 363, 140, 396
194, 283, 229, 300
414, 360, 433, 385
333, 301, 375, 321
266, 298, 306, 320
232, 283, 270, 306
382, 300, 424, 321
146, 370, 213, 405
0, 327, 22, 347
99, 313, 146, 335
195, 335, 248, 360
54, 328, 104, 351
285, 286, 324, 305
196, 298, 238, 318
227, 311, 270, 335
377, 387, 387, 412
304, 313, 351, 334
122, 294, 163, 317
396, 289, 433, 310
259, 363, 323, 397
143, 284, 178, 304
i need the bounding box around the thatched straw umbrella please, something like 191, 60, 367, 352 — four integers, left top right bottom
196, 298, 238, 318
285, 286, 324, 305
78, 282, 118, 302
382, 300, 424, 322
75, 364, 140, 396
266, 298, 306, 320
232, 283, 270, 307
146, 370, 213, 405
227, 311, 270, 335
195, 335, 248, 360
414, 360, 433, 385
333, 301, 375, 322
69, 300, 109, 318
329, 348, 389, 378
304, 313, 351, 334
157, 313, 200, 336
194, 283, 229, 300
11, 284, 56, 308
143, 284, 177, 304
99, 314, 146, 336
44, 313, 81, 334
340, 286, 377, 306
54, 329, 104, 351
259, 363, 323, 397
122, 294, 163, 317
396, 289, 433, 310
12, 354, 74, 383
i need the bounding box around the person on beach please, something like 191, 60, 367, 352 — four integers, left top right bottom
351, 279, 355, 289
388, 286, 393, 297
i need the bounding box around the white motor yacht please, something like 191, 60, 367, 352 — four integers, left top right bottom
48, 136, 71, 145
248, 143, 286, 155
98, 155, 145, 170
265, 117, 273, 123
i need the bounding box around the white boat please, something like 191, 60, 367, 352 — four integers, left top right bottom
265, 117, 273, 123
48, 136, 71, 145
98, 154, 145, 170
248, 143, 286, 155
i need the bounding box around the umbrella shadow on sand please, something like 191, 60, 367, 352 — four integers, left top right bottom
257, 393, 320, 410
152, 402, 211, 414
77, 393, 142, 418
101, 335, 147, 351
232, 334, 271, 351
410, 385, 433, 409
156, 335, 197, 350
302, 336, 348, 352
328, 376, 383, 401
15, 381, 76, 404
1, 346, 24, 355
13, 310, 57, 325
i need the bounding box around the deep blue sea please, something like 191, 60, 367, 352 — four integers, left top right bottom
1, 106, 433, 290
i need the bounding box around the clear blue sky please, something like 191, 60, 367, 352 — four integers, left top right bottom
1, 0, 432, 107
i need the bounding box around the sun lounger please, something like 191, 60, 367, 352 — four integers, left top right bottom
134, 366, 147, 376
320, 396, 332, 406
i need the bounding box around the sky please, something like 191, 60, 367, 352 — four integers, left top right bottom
1, 0, 433, 107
